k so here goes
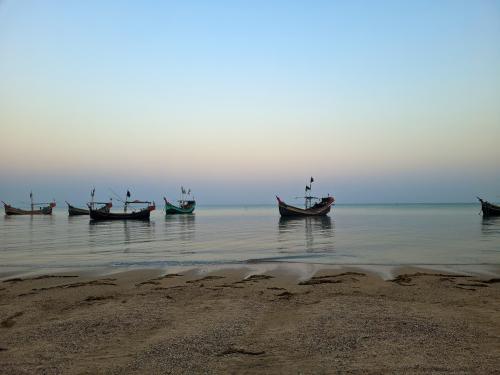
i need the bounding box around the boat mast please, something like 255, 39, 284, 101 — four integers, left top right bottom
180, 186, 186, 204
90, 187, 95, 209
124, 190, 131, 213
305, 177, 314, 209
30, 191, 34, 211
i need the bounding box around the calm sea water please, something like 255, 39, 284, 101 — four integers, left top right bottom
1, 204, 499, 277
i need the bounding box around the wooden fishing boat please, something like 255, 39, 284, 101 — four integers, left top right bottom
67, 203, 89, 216
2, 192, 56, 215
89, 190, 155, 221
89, 207, 153, 220
164, 187, 196, 215
277, 196, 334, 217
66, 202, 112, 216
164, 198, 196, 214
277, 177, 334, 217
66, 189, 112, 216
477, 197, 500, 217
3, 203, 55, 215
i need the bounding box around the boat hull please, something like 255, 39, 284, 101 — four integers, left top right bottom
277, 197, 334, 217
68, 205, 89, 216
478, 198, 500, 217
89, 208, 152, 221
67, 203, 111, 216
165, 201, 196, 215
4, 204, 53, 215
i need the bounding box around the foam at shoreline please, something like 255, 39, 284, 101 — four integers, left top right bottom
2, 261, 499, 282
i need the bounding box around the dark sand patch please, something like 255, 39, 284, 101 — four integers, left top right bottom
186, 275, 225, 283
31, 279, 117, 292
298, 272, 366, 285
218, 347, 266, 356
1, 311, 24, 328
3, 275, 79, 283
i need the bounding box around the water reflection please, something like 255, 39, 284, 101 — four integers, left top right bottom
278, 216, 335, 253
3, 205, 500, 274
88, 219, 154, 251
27, 216, 56, 248
279, 215, 333, 231
165, 214, 196, 243
481, 216, 500, 236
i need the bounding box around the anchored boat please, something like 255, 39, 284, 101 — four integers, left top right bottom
67, 201, 112, 216
2, 192, 56, 215
67, 203, 89, 216
66, 189, 112, 216
277, 177, 334, 217
89, 190, 155, 221
477, 197, 500, 217
164, 187, 196, 215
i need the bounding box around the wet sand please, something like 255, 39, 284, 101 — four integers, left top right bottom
1, 266, 499, 374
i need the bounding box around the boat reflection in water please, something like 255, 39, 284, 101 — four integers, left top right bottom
88, 219, 155, 253
278, 215, 334, 254
481, 215, 500, 236
164, 214, 196, 243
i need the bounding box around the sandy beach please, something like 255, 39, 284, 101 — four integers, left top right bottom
1, 266, 499, 374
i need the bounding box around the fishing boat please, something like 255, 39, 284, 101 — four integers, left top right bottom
67, 201, 112, 216
2, 192, 56, 215
67, 203, 89, 216
66, 189, 112, 216
277, 177, 334, 217
164, 186, 196, 215
477, 197, 500, 217
89, 190, 155, 221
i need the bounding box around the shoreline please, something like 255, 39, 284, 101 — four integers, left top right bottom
1, 265, 499, 373
2, 260, 500, 282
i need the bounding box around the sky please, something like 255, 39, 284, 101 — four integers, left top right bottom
1, 0, 499, 204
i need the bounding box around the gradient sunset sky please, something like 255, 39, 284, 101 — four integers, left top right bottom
1, 0, 499, 204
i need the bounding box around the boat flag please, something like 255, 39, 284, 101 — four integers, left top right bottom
310, 177, 314, 183
181, 186, 186, 194
126, 190, 131, 198
91, 188, 95, 198
187, 189, 191, 195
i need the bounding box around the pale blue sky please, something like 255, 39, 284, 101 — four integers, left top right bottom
1, 0, 499, 204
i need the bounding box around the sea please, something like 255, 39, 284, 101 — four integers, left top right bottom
1, 204, 499, 278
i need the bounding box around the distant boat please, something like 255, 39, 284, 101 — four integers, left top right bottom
67, 202, 89, 216
89, 190, 155, 221
164, 186, 196, 215
164, 198, 196, 214
67, 202, 112, 216
66, 189, 112, 216
277, 177, 334, 217
2, 192, 56, 215
477, 197, 500, 217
